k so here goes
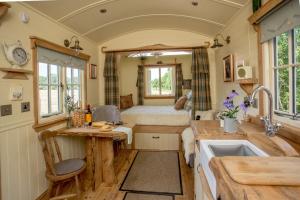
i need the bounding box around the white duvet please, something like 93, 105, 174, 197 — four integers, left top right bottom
121, 106, 191, 126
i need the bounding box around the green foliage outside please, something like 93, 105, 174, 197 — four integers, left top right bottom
277, 28, 300, 113
150, 68, 172, 95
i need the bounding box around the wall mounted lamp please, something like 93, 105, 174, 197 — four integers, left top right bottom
64, 36, 83, 55
211, 34, 231, 48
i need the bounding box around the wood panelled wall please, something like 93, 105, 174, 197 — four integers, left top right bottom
0, 121, 85, 200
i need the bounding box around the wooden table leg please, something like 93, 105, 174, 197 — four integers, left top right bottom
101, 138, 116, 186
84, 137, 96, 191
94, 138, 103, 189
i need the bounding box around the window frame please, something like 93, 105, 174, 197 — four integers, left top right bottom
143, 64, 176, 99
38, 62, 63, 118
272, 28, 300, 120
31, 36, 90, 131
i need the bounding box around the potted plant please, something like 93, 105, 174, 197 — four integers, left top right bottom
222, 90, 249, 133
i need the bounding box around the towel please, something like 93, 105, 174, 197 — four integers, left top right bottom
113, 126, 132, 145
181, 127, 195, 165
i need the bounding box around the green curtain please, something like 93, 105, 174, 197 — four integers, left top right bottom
103, 53, 119, 106
136, 65, 144, 105
191, 48, 212, 119
175, 64, 183, 102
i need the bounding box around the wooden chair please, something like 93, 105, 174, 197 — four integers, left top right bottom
38, 130, 86, 200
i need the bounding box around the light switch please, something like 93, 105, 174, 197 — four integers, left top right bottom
21, 102, 30, 112
1, 104, 12, 116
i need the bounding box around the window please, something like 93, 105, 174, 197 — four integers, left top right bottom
38, 63, 84, 118
66, 67, 81, 104
273, 27, 300, 118
39, 63, 62, 117
145, 65, 175, 98
32, 40, 89, 127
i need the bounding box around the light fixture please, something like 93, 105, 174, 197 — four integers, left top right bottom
100, 9, 107, 13
191, 1, 198, 6
64, 36, 83, 55
211, 34, 231, 49
151, 51, 163, 59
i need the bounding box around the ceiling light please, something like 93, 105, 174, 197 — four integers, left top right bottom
191, 1, 198, 6
100, 9, 107, 13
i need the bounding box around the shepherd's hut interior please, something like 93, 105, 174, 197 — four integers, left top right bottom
0, 0, 300, 200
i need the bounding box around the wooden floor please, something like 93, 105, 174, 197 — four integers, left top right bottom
56, 150, 194, 200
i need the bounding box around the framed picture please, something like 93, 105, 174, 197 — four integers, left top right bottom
89, 64, 97, 79
223, 54, 234, 82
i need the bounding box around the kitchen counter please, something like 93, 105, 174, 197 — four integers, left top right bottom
191, 120, 300, 200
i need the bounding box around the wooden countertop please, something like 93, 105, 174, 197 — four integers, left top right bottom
57, 126, 127, 140
191, 120, 300, 200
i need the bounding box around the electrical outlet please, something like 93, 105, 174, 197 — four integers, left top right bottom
1, 104, 12, 116
21, 102, 30, 112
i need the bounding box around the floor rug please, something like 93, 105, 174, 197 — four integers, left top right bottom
120, 151, 182, 195
123, 192, 174, 200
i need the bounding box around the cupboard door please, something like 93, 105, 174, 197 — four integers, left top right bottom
194, 141, 203, 200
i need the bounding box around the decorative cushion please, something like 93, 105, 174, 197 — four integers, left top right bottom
120, 94, 134, 109
55, 158, 85, 175
174, 96, 187, 110
184, 100, 192, 111
186, 91, 192, 101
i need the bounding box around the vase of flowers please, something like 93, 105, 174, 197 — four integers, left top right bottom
64, 95, 78, 128
222, 90, 249, 133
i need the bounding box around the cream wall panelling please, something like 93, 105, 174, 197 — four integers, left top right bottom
214, 2, 259, 120
0, 3, 96, 200
0, 122, 86, 200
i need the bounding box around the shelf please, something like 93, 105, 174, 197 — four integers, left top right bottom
0, 68, 33, 80
237, 78, 258, 95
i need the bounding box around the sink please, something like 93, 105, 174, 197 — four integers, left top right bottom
208, 144, 258, 157
199, 140, 269, 200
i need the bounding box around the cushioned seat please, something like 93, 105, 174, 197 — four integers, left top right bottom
54, 158, 85, 175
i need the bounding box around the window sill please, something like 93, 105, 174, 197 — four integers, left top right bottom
33, 115, 67, 132
144, 96, 175, 99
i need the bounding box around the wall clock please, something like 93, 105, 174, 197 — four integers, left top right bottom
2, 40, 30, 67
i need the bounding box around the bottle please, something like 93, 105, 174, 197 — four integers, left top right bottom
85, 104, 92, 126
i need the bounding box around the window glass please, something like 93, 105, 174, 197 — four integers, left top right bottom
39, 85, 48, 115
296, 67, 300, 113
50, 65, 58, 85
160, 67, 173, 95
66, 67, 72, 84
145, 66, 174, 97
73, 68, 79, 84
146, 68, 159, 96
276, 68, 289, 112
295, 27, 300, 64
276, 32, 289, 66
39, 63, 48, 85
51, 85, 59, 113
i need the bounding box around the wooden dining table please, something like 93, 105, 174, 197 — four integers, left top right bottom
57, 126, 128, 191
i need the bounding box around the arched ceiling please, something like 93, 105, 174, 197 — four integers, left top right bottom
25, 0, 248, 44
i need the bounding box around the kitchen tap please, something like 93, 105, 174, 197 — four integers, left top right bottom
249, 85, 281, 137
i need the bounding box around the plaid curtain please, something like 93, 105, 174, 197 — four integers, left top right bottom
175, 64, 183, 102
103, 53, 119, 106
136, 65, 144, 105
191, 48, 212, 119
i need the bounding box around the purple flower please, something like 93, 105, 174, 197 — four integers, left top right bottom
224, 97, 234, 109
228, 90, 239, 100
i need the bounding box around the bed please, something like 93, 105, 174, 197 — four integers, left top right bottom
121, 106, 191, 126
